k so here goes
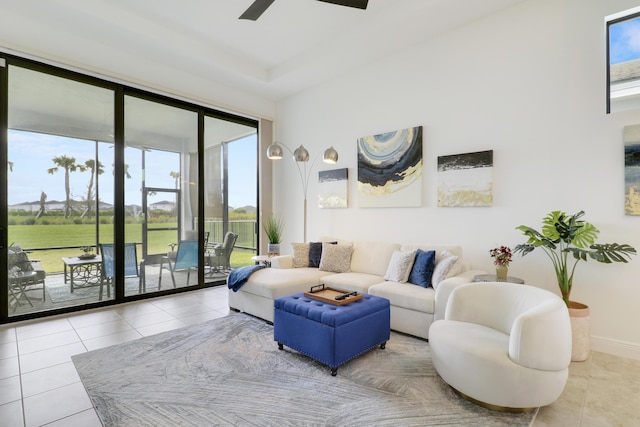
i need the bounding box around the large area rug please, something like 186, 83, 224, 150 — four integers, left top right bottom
72, 314, 537, 426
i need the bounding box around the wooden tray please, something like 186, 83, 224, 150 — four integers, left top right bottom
304, 284, 363, 306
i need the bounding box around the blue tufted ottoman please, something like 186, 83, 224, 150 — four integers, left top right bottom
274, 292, 390, 375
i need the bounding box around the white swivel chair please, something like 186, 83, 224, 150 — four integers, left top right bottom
429, 281, 571, 412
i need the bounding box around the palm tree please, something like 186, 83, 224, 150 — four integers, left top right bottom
82, 159, 105, 218
170, 171, 180, 189
48, 155, 82, 218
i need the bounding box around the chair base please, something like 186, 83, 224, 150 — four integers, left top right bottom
450, 386, 537, 413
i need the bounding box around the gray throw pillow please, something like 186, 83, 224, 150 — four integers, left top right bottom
384, 250, 417, 283
319, 243, 353, 273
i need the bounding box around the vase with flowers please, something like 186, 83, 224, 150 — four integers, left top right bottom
490, 245, 512, 281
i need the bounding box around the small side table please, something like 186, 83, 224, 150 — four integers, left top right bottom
251, 255, 272, 267
473, 274, 524, 284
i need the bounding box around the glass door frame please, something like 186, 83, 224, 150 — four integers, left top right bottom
142, 187, 180, 261
0, 53, 259, 324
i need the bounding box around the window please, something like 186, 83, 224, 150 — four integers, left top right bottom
607, 6, 640, 113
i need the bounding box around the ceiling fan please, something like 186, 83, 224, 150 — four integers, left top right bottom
240, 0, 369, 21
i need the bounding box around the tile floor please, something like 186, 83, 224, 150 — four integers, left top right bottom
0, 285, 230, 427
1, 284, 638, 426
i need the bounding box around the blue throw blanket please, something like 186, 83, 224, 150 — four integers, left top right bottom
227, 264, 266, 292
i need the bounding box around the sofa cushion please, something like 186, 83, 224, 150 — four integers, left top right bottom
291, 243, 310, 268
319, 243, 353, 273
369, 281, 436, 314
322, 273, 385, 294
384, 250, 416, 283
408, 249, 436, 288
240, 267, 333, 299
350, 241, 401, 276
400, 244, 463, 259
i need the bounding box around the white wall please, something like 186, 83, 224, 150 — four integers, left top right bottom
274, 0, 640, 359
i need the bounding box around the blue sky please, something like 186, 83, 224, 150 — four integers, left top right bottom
610, 16, 640, 64
8, 130, 257, 209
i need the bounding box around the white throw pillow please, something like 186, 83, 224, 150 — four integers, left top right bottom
431, 251, 460, 289
319, 243, 353, 273
384, 250, 416, 283
291, 243, 310, 268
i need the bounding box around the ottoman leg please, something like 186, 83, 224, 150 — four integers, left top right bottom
278, 342, 283, 350
380, 342, 386, 349
331, 367, 337, 376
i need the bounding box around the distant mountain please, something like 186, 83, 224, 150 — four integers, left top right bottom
232, 205, 256, 213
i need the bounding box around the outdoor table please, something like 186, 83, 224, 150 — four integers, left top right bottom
62, 255, 103, 293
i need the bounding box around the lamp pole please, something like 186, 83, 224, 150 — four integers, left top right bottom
267, 142, 338, 243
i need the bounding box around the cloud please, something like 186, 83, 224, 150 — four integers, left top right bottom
611, 17, 640, 64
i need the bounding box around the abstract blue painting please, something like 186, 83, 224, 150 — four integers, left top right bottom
357, 126, 423, 207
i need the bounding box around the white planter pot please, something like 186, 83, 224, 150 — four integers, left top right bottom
568, 301, 590, 362
267, 243, 280, 256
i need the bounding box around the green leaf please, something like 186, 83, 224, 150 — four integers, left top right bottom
572, 222, 599, 249
516, 210, 636, 304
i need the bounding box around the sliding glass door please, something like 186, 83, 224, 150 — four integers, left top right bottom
1, 54, 259, 322
6, 64, 115, 315
125, 95, 199, 294
204, 116, 258, 280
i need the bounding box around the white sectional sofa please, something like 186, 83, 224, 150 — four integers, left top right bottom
228, 239, 485, 339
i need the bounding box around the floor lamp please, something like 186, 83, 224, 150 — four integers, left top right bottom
266, 142, 339, 243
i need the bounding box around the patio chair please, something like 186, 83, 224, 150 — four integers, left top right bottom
99, 243, 139, 300
159, 239, 199, 289
8, 245, 46, 312
208, 231, 238, 273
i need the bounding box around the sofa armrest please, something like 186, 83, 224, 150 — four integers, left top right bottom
434, 269, 486, 321
270, 255, 294, 269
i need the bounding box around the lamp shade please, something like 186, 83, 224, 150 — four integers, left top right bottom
293, 145, 309, 162
323, 146, 339, 164
266, 142, 283, 159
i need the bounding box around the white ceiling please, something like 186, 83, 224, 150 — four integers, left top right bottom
0, 0, 523, 104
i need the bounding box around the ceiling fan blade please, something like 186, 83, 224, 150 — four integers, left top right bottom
316, 0, 369, 9
239, 0, 276, 20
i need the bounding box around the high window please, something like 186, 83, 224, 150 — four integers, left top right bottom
607, 6, 640, 113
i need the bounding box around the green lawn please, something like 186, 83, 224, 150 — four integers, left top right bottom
9, 224, 255, 274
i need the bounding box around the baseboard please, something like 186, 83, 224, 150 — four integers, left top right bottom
591, 335, 640, 361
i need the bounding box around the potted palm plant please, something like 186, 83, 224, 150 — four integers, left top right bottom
263, 216, 284, 256
515, 210, 636, 360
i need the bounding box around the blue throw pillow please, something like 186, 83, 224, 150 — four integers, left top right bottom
408, 249, 436, 288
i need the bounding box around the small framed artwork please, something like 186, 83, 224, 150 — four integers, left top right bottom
438, 150, 493, 207
624, 124, 640, 215
318, 168, 348, 208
